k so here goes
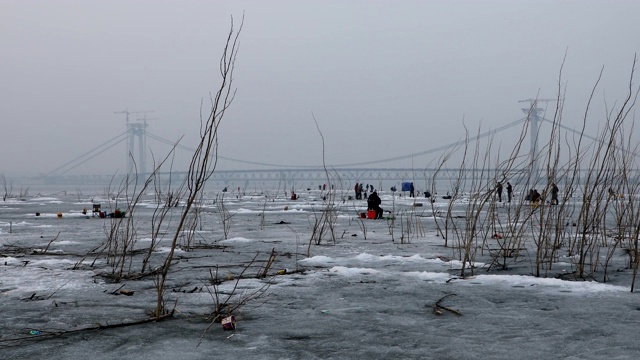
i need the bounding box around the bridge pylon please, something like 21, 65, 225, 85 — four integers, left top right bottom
519, 98, 556, 182
115, 109, 154, 178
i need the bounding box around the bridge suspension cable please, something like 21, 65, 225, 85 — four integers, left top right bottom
326, 117, 529, 167
148, 118, 528, 169
539, 117, 640, 158
145, 132, 322, 168
43, 131, 128, 177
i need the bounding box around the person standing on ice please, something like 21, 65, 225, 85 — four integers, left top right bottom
496, 182, 503, 202
550, 183, 559, 205
354, 182, 360, 200
506, 182, 513, 203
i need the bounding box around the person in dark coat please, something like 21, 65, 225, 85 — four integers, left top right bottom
354, 183, 360, 200
367, 191, 384, 219
531, 189, 541, 204
506, 182, 513, 203
496, 182, 503, 202
409, 182, 415, 197
550, 183, 559, 205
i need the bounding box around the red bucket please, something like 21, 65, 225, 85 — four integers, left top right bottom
367, 210, 377, 219
221, 315, 236, 330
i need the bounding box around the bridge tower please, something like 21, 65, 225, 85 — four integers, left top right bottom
115, 109, 154, 178
519, 99, 555, 182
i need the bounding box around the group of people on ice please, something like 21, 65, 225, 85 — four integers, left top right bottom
495, 181, 561, 206
494, 181, 513, 203
354, 182, 384, 219
354, 182, 375, 200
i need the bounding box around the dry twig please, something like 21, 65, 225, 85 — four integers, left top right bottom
432, 293, 461, 316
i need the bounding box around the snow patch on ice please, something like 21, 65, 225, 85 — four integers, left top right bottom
328, 266, 381, 276
219, 237, 254, 244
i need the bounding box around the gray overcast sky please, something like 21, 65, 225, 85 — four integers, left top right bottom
2, 0, 640, 177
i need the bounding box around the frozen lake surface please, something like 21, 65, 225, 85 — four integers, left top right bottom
1, 187, 640, 359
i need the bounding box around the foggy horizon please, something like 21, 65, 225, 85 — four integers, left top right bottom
3, 1, 640, 178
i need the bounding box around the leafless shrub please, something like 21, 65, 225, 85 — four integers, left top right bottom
1, 172, 13, 201
217, 193, 234, 240
153, 16, 243, 318
307, 113, 340, 254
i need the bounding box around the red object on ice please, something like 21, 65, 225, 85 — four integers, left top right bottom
221, 315, 236, 330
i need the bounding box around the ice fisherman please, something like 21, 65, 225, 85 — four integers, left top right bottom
367, 191, 384, 219
531, 189, 541, 205
506, 182, 513, 203
496, 182, 503, 202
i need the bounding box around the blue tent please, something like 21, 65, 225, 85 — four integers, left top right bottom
401, 182, 412, 192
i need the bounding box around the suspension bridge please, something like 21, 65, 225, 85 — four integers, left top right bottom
39, 100, 619, 187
